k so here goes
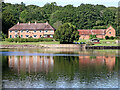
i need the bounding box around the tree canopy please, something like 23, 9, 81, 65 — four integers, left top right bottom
54, 23, 79, 44
2, 2, 119, 36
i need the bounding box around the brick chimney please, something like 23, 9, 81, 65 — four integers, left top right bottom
28, 21, 30, 25
35, 21, 37, 25
46, 21, 48, 25
17, 22, 19, 25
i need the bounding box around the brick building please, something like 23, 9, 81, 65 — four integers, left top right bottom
8, 22, 55, 38
78, 26, 116, 39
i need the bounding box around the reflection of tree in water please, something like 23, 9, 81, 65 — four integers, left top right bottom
2, 55, 118, 83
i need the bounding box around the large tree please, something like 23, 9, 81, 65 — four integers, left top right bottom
54, 23, 79, 44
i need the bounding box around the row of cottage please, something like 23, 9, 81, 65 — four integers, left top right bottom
8, 22, 116, 39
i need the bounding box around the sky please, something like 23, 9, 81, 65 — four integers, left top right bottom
4, 0, 120, 7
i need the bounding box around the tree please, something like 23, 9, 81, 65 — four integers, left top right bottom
89, 35, 97, 39
110, 36, 114, 40
105, 36, 109, 40
2, 10, 16, 35
54, 23, 79, 44
53, 21, 62, 30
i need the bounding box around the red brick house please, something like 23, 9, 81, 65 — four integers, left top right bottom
78, 26, 116, 39
8, 22, 55, 38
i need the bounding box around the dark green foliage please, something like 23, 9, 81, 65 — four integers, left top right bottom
54, 23, 79, 44
0, 32, 7, 41
5, 38, 54, 42
110, 36, 114, 40
105, 36, 109, 40
2, 2, 119, 36
89, 35, 97, 39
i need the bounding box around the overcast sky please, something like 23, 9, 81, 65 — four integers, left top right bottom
4, 0, 119, 7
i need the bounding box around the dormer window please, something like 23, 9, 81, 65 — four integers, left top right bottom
34, 30, 36, 32
109, 32, 111, 34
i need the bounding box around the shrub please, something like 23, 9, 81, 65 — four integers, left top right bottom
89, 35, 97, 39
105, 36, 109, 40
5, 38, 54, 42
110, 36, 114, 40
86, 41, 94, 45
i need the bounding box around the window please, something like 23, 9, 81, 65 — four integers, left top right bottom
44, 35, 47, 37
10, 35, 12, 38
51, 30, 54, 32
50, 35, 53, 38
40, 30, 42, 32
34, 30, 36, 32
34, 35, 37, 37
44, 30, 48, 32
15, 30, 17, 32
26, 35, 29, 37
109, 32, 111, 34
15, 35, 18, 38
21, 30, 23, 32
40, 35, 42, 37
10, 31, 12, 33
26, 30, 29, 33
21, 35, 23, 38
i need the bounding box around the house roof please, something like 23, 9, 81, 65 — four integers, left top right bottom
78, 29, 106, 35
9, 22, 55, 31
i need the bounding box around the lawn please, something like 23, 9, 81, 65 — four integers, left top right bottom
0, 40, 119, 46
93, 40, 119, 46
78, 39, 119, 46
0, 41, 60, 45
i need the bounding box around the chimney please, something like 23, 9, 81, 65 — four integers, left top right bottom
46, 21, 48, 24
17, 22, 19, 25
35, 21, 37, 24
28, 21, 30, 25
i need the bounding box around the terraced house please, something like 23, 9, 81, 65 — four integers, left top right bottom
8, 22, 55, 38
78, 26, 116, 39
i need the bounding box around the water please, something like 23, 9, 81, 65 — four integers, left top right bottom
1, 48, 119, 88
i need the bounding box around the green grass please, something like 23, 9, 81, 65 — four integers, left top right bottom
77, 39, 119, 46
0, 41, 60, 45
93, 40, 119, 46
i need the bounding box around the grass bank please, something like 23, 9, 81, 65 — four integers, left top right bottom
93, 40, 119, 46
77, 39, 119, 46
0, 41, 60, 45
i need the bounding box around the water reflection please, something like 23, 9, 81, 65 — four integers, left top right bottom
2, 49, 119, 88
79, 56, 115, 70
8, 55, 116, 73
9, 56, 54, 73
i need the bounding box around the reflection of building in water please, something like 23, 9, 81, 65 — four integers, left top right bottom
9, 56, 54, 73
79, 56, 115, 70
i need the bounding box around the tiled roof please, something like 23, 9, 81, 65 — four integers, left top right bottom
9, 23, 55, 30
78, 29, 106, 35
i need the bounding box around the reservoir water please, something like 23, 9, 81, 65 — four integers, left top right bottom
1, 48, 119, 88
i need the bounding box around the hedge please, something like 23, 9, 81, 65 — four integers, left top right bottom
5, 38, 54, 42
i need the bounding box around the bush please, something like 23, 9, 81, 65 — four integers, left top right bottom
5, 38, 54, 42
105, 36, 109, 40
89, 35, 97, 39
5, 38, 14, 42
110, 36, 114, 40
86, 41, 94, 45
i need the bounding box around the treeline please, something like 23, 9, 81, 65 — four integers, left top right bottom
2, 2, 119, 36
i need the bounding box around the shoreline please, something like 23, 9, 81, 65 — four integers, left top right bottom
0, 44, 120, 49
